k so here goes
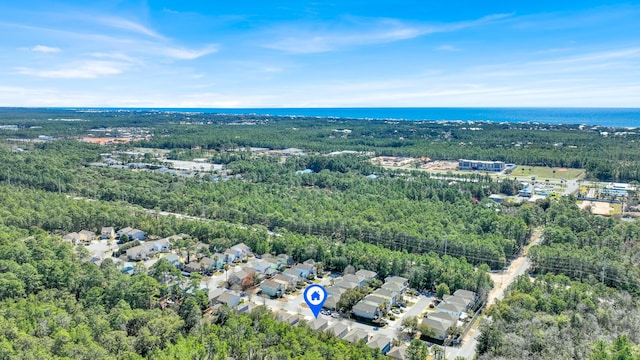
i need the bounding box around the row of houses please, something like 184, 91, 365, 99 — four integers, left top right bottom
180, 242, 253, 274
63, 226, 147, 245
308, 318, 392, 354
63, 230, 96, 245
351, 276, 409, 320
206, 293, 393, 356
422, 289, 477, 340
126, 238, 172, 261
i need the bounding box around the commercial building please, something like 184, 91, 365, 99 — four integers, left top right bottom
458, 159, 506, 172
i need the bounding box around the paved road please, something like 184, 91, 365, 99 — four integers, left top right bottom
446, 229, 542, 359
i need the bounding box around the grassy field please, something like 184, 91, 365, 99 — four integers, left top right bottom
512, 165, 584, 180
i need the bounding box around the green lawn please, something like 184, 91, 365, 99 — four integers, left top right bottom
513, 165, 584, 180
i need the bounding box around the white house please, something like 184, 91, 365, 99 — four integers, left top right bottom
437, 301, 466, 318
101, 227, 115, 240
352, 301, 380, 320
355, 269, 377, 282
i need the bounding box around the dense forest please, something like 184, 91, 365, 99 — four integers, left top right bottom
529, 197, 640, 293
0, 140, 528, 269
477, 274, 640, 359
2, 107, 640, 181
475, 197, 640, 359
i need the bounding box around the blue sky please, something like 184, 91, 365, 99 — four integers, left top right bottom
1, 1, 639, 107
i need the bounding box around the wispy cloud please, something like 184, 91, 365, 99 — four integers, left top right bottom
263, 13, 510, 53
472, 47, 640, 78
160, 45, 218, 60
4, 17, 216, 62
31, 45, 61, 53
96, 17, 165, 39
15, 60, 129, 79
89, 52, 143, 65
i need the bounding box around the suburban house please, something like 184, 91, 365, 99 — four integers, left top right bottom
155, 238, 171, 252
352, 301, 380, 320
453, 289, 477, 308
334, 279, 358, 290
341, 329, 370, 343
363, 295, 390, 311
387, 344, 408, 360
323, 295, 338, 311
230, 243, 251, 258
208, 288, 225, 302
184, 261, 204, 274
117, 227, 146, 241
208, 253, 225, 270
126, 240, 171, 261
444, 294, 474, 310
163, 254, 182, 268
422, 312, 456, 340
303, 258, 316, 266
293, 263, 316, 278
367, 334, 392, 355
326, 322, 350, 338
308, 317, 330, 331
253, 259, 278, 274
276, 312, 302, 326
437, 301, 466, 318
276, 254, 293, 267
63, 232, 82, 245
429, 311, 458, 324
227, 267, 253, 287
272, 274, 296, 290
381, 282, 405, 293
101, 227, 115, 239
211, 291, 241, 308
454, 289, 476, 300
79, 230, 95, 243
237, 302, 258, 314
326, 285, 347, 298
224, 249, 240, 263
343, 274, 366, 287
199, 258, 215, 272
126, 245, 148, 261
282, 268, 303, 282
260, 279, 285, 298
355, 269, 377, 282
383, 276, 409, 293
372, 288, 400, 306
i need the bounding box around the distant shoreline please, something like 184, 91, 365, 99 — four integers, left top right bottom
4, 106, 640, 128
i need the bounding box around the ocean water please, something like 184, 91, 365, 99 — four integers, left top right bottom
86, 107, 640, 128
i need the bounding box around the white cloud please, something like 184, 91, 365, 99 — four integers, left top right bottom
97, 17, 165, 39
15, 60, 129, 79
264, 13, 511, 53
31, 45, 61, 53
89, 52, 143, 65
160, 45, 218, 60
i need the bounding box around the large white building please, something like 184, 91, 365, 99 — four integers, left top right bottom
458, 159, 506, 172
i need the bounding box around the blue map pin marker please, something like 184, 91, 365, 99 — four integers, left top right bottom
304, 284, 327, 318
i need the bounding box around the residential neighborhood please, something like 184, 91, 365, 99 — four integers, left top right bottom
67, 226, 481, 358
